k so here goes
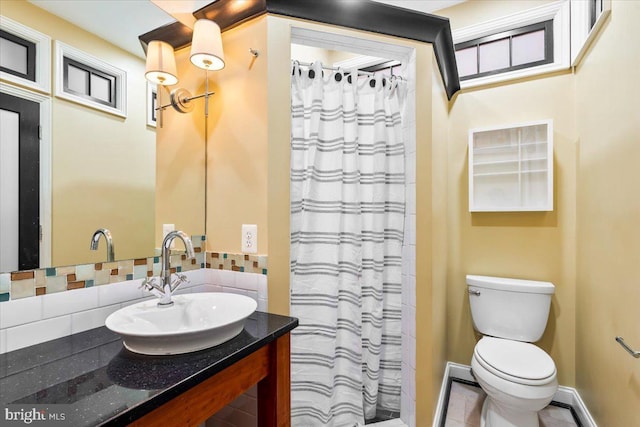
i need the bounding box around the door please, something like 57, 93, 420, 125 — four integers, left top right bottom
0, 92, 39, 271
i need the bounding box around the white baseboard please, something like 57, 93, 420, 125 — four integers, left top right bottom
433, 362, 598, 427
555, 385, 598, 427
432, 362, 466, 427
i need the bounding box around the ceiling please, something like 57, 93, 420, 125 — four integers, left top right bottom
28, 0, 466, 59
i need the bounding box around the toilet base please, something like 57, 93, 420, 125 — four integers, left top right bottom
480, 397, 540, 427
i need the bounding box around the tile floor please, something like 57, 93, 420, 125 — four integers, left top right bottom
366, 419, 406, 427
444, 380, 580, 427
366, 409, 402, 424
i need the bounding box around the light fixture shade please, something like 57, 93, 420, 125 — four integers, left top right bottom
145, 40, 178, 85
190, 19, 225, 70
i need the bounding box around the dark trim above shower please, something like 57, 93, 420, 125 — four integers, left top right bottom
139, 0, 460, 99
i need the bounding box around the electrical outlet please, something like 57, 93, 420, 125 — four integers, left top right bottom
241, 224, 257, 254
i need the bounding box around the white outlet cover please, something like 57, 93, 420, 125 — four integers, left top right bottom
241, 224, 257, 254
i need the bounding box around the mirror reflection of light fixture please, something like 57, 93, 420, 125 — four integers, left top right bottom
145, 40, 178, 86
145, 19, 225, 127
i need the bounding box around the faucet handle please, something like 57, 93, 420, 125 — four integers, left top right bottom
140, 276, 158, 291
170, 273, 189, 292
140, 276, 164, 299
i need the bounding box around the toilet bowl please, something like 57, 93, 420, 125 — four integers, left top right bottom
471, 337, 557, 427
466, 275, 558, 427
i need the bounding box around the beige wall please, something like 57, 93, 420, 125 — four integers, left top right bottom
440, 0, 640, 423
203, 17, 269, 254
574, 1, 640, 425
157, 19, 270, 252
438, 0, 577, 388
445, 73, 577, 387
2, 0, 156, 267
419, 55, 450, 421
155, 45, 207, 246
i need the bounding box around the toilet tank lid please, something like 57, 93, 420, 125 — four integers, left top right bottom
466, 275, 555, 294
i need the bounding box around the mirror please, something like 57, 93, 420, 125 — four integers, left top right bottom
0, 1, 205, 273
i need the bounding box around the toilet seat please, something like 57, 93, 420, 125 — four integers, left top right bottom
474, 337, 556, 386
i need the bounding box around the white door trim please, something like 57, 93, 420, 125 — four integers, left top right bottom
0, 82, 51, 269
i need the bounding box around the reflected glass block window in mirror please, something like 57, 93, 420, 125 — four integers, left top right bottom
0, 30, 35, 81
590, 0, 605, 29
63, 57, 116, 108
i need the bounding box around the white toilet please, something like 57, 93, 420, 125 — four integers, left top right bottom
466, 275, 558, 427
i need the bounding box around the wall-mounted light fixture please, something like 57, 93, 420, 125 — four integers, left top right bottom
145, 19, 225, 127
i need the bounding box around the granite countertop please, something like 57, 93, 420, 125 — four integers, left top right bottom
0, 311, 298, 426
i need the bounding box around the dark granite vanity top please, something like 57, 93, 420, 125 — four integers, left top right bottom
0, 311, 297, 426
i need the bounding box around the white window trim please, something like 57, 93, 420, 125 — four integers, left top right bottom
453, 0, 570, 89
570, 0, 612, 66
0, 15, 51, 94
54, 41, 127, 118
0, 82, 52, 269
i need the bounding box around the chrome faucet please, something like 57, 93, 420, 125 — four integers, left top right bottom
90, 228, 115, 262
141, 230, 196, 307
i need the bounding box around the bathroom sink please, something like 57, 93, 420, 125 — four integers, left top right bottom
105, 293, 257, 355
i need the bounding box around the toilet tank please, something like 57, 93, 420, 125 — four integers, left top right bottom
467, 275, 554, 342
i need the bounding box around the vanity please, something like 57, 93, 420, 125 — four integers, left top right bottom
0, 311, 297, 426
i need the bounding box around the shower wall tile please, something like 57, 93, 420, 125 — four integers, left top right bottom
235, 272, 259, 291
205, 252, 266, 275
406, 216, 416, 246
406, 183, 416, 214
0, 273, 9, 292
71, 304, 121, 334
97, 280, 145, 307
5, 315, 72, 353
257, 275, 267, 300
10, 278, 35, 299
41, 286, 98, 319
0, 294, 42, 329
45, 275, 67, 293
401, 50, 417, 427
35, 269, 46, 287
75, 264, 95, 281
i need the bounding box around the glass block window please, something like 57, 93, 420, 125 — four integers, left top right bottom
0, 16, 51, 93
455, 21, 553, 81
54, 41, 126, 117
63, 57, 116, 108
0, 29, 35, 81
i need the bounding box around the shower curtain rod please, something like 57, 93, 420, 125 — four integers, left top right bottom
293, 60, 374, 76
293, 60, 407, 80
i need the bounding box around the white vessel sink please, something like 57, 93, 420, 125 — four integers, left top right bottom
105, 293, 257, 355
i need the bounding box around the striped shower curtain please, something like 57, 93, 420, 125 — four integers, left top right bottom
290, 61, 406, 426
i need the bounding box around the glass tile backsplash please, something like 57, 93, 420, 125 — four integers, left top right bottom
0, 235, 267, 302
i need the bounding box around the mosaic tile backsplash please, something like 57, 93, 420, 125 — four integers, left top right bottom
0, 235, 267, 302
